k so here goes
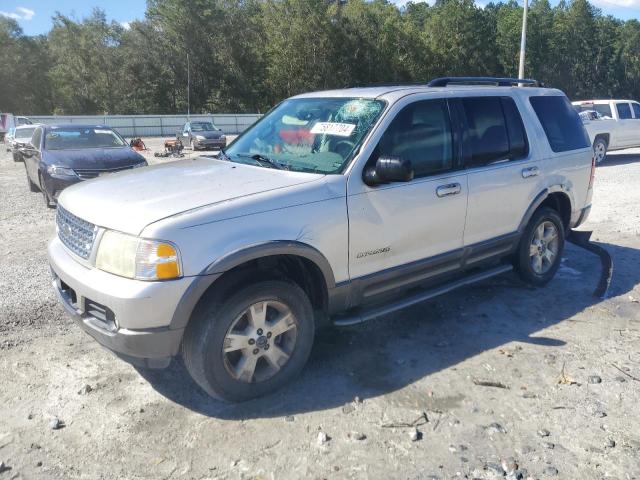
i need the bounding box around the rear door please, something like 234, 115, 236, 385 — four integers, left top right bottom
458, 95, 539, 251
632, 102, 640, 147
615, 102, 635, 147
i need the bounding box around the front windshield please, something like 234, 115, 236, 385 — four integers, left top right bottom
225, 97, 386, 174
191, 122, 216, 132
44, 127, 127, 150
15, 127, 36, 139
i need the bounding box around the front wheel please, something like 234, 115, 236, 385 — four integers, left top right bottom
38, 173, 56, 208
515, 207, 565, 287
593, 137, 608, 164
182, 280, 315, 402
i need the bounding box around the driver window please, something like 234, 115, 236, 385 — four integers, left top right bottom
377, 99, 453, 178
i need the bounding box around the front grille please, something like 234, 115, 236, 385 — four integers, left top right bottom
56, 206, 97, 259
74, 165, 134, 180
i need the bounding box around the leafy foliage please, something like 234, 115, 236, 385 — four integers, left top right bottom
0, 0, 639, 115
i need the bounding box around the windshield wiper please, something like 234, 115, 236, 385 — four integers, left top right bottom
236, 153, 285, 170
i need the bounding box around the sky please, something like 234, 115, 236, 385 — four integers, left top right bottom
1, 0, 638, 36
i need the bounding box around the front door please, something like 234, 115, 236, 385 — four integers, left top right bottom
347, 98, 468, 294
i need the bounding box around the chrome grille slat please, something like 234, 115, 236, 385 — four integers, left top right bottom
56, 206, 97, 259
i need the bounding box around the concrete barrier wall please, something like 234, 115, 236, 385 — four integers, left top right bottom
27, 114, 262, 137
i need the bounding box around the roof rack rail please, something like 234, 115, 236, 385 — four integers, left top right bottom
427, 77, 543, 87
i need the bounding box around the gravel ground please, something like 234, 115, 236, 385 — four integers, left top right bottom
0, 139, 639, 480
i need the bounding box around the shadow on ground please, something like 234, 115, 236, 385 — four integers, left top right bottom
599, 151, 640, 168
137, 240, 640, 419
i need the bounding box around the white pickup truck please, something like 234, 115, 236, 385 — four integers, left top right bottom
572, 99, 640, 163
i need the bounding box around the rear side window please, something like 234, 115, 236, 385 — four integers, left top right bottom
501, 97, 529, 160
461, 97, 509, 166
460, 96, 528, 166
633, 103, 640, 119
530, 96, 590, 152
617, 103, 633, 119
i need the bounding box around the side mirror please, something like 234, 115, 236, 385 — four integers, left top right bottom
363, 156, 414, 186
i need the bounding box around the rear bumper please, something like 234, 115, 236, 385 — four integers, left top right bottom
48, 237, 192, 368
570, 204, 591, 228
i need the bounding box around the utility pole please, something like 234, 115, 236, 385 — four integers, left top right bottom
518, 0, 529, 82
187, 53, 191, 119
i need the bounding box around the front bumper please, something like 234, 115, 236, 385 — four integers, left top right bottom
43, 174, 82, 201
48, 237, 192, 368
193, 138, 226, 149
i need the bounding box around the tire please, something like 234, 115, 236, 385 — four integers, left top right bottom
182, 280, 315, 402
593, 137, 608, 164
13, 151, 22, 162
515, 207, 565, 287
26, 165, 39, 192
38, 173, 55, 208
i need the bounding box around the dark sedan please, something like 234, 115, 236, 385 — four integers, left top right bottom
22, 124, 147, 207
177, 120, 227, 150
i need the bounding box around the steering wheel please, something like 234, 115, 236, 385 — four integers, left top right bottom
333, 140, 356, 157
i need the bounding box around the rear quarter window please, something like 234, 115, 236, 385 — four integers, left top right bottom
617, 103, 633, 119
530, 96, 590, 152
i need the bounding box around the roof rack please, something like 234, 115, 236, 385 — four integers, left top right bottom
427, 77, 543, 87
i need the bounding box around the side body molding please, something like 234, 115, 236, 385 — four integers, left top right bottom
170, 241, 337, 330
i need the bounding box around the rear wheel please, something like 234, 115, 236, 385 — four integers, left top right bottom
515, 207, 564, 286
593, 137, 608, 164
182, 280, 315, 402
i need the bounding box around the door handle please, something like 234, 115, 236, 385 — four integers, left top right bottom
436, 183, 461, 197
522, 166, 540, 178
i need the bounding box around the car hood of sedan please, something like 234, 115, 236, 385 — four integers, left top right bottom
44, 147, 145, 170
58, 157, 323, 235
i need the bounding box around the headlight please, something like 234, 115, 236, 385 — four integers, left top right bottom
47, 165, 76, 177
196, 135, 206, 140
95, 230, 181, 281
219, 135, 226, 140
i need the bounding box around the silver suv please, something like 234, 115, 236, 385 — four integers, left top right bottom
49, 77, 594, 402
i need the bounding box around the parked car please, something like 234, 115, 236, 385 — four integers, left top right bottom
22, 124, 147, 207
10, 124, 40, 161
4, 127, 15, 152
572, 99, 640, 163
49, 77, 594, 401
177, 120, 226, 150
0, 114, 33, 142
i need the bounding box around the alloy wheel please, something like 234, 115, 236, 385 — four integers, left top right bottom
222, 300, 298, 383
529, 220, 560, 274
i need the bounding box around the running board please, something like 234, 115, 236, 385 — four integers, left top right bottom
333, 264, 513, 327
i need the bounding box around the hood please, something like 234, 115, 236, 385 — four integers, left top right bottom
58, 158, 322, 235
193, 130, 224, 139
43, 147, 145, 170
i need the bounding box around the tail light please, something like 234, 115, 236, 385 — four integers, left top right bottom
589, 154, 596, 189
